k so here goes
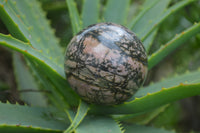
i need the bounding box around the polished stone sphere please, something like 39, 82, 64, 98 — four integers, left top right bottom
64, 22, 148, 105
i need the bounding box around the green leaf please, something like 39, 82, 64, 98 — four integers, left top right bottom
0, 0, 63, 65
103, 0, 130, 25
0, 34, 79, 106
27, 60, 71, 110
113, 104, 169, 122
0, 0, 79, 107
13, 53, 47, 106
148, 22, 200, 69
76, 116, 123, 133
151, 103, 181, 129
90, 70, 200, 114
82, 0, 100, 28
0, 102, 68, 131
128, 0, 171, 52
0, 125, 62, 133
124, 124, 175, 133
66, 0, 82, 35
64, 100, 89, 133
143, 29, 158, 53
129, 0, 170, 35
140, 0, 196, 41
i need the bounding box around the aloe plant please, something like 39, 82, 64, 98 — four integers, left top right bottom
0, 0, 200, 132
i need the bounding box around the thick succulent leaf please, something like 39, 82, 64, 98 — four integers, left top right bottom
113, 104, 169, 122
90, 70, 200, 114
0, 34, 79, 106
66, 0, 82, 35
0, 125, 62, 133
76, 116, 123, 133
135, 70, 200, 98
140, 0, 196, 41
81, 0, 100, 28
64, 101, 89, 133
0, 0, 63, 65
0, 102, 68, 131
13, 53, 47, 106
0, 0, 79, 107
124, 124, 175, 133
148, 22, 200, 69
129, 0, 170, 36
128, 0, 169, 52
150, 103, 180, 129
64, 102, 123, 133
27, 60, 71, 110
103, 0, 130, 25
143, 29, 158, 53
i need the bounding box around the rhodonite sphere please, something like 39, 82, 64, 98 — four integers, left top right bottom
64, 23, 148, 105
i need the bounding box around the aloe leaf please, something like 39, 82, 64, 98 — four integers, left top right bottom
143, 29, 158, 53
13, 53, 47, 106
28, 59, 74, 111
150, 103, 180, 129
124, 124, 175, 133
103, 0, 130, 25
148, 22, 200, 69
90, 70, 200, 114
64, 100, 89, 133
128, 0, 170, 52
140, 0, 196, 41
0, 34, 79, 106
0, 0, 79, 107
82, 0, 100, 28
66, 0, 82, 35
76, 116, 123, 133
0, 0, 63, 65
42, 0, 67, 11
113, 104, 169, 122
0, 125, 62, 133
0, 33, 63, 77
0, 102, 68, 131
129, 0, 170, 35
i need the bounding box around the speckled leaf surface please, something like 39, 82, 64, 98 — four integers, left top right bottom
0, 102, 68, 131
82, 0, 100, 28
90, 70, 200, 114
0, 0, 79, 107
0, 0, 63, 65
0, 34, 79, 107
